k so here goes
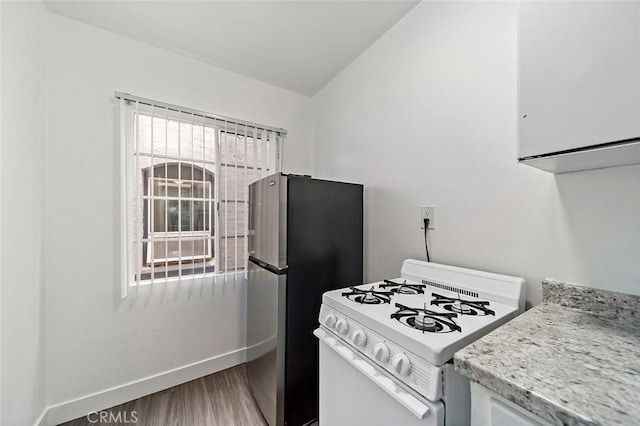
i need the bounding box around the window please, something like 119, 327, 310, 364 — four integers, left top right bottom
118, 93, 285, 295
142, 166, 214, 279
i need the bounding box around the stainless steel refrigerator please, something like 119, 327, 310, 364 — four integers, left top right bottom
246, 173, 363, 426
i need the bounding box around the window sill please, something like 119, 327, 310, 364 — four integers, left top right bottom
128, 270, 245, 287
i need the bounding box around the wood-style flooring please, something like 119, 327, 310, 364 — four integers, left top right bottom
59, 364, 268, 426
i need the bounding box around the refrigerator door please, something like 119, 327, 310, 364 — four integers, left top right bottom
247, 173, 288, 426
248, 173, 287, 269
246, 258, 287, 426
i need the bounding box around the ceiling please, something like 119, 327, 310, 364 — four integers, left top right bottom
44, 1, 419, 96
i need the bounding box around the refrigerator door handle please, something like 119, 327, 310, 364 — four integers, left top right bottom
249, 255, 288, 275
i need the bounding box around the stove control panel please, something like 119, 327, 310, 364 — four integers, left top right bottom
319, 305, 443, 401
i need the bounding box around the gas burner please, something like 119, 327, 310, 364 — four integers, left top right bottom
391, 303, 462, 333
342, 286, 394, 305
430, 293, 495, 316
411, 314, 438, 332
379, 279, 427, 295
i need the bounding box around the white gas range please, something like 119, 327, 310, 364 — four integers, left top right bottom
314, 259, 525, 425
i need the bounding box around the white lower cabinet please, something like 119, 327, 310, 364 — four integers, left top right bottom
470, 382, 551, 426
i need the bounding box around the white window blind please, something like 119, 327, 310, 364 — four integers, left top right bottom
117, 92, 285, 298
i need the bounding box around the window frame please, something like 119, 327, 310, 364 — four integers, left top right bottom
144, 176, 213, 265
118, 94, 284, 297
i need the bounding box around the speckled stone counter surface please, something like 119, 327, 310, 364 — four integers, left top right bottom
454, 281, 640, 426
543, 279, 640, 328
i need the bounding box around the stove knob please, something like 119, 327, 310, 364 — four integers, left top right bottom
352, 329, 367, 347
324, 313, 337, 329
373, 343, 390, 363
335, 319, 349, 335
392, 353, 411, 376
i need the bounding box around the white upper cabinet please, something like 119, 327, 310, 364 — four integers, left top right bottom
518, 1, 640, 173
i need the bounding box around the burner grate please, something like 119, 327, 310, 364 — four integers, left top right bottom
342, 286, 394, 305
379, 279, 426, 295
430, 293, 495, 316
391, 303, 462, 333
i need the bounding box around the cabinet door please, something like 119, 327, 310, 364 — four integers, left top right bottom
518, 1, 640, 159
470, 383, 551, 426
491, 399, 541, 426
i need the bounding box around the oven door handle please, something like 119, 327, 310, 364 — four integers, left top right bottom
314, 328, 431, 419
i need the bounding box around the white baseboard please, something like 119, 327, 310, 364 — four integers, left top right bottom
43, 348, 246, 426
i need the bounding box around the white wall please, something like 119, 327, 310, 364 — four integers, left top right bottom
44, 12, 312, 422
550, 165, 640, 293
313, 1, 640, 306
0, 2, 48, 425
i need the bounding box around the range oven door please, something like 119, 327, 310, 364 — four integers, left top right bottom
315, 328, 444, 426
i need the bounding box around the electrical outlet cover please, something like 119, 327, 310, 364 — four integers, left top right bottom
420, 206, 435, 229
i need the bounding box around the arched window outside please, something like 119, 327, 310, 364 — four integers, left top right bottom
141, 163, 215, 280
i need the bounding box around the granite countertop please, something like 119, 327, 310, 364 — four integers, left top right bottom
454, 280, 640, 426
